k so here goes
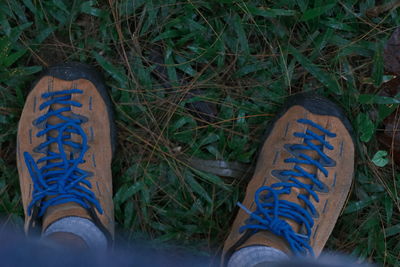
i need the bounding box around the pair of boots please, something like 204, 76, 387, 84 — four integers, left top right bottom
17, 63, 355, 265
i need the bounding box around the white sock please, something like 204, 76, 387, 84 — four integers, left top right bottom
42, 216, 107, 250
228, 246, 289, 267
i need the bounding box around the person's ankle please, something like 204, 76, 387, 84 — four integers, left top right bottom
42, 216, 108, 250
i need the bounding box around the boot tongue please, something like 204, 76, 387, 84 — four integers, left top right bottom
48, 102, 73, 154
279, 124, 324, 234
42, 98, 90, 231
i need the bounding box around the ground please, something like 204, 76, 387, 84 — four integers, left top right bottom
0, 0, 399, 266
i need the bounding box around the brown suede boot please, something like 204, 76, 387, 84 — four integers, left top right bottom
222, 94, 355, 265
16, 63, 116, 243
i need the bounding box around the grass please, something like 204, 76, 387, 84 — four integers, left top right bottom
0, 0, 399, 265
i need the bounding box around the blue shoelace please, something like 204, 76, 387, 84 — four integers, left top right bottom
238, 118, 336, 257
23, 89, 103, 217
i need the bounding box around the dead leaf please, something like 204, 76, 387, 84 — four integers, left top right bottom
376, 78, 400, 165
384, 27, 400, 75
185, 157, 254, 179
366, 0, 400, 18
375, 28, 400, 165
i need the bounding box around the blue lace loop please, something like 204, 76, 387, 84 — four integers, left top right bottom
23, 89, 103, 217
238, 119, 336, 257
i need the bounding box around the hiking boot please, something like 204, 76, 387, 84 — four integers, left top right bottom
16, 62, 116, 242
222, 94, 355, 265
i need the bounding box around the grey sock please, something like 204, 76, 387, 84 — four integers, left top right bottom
228, 246, 289, 267
42, 216, 108, 250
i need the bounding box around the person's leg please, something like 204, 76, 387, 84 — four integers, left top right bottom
16, 62, 116, 249
222, 94, 355, 266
